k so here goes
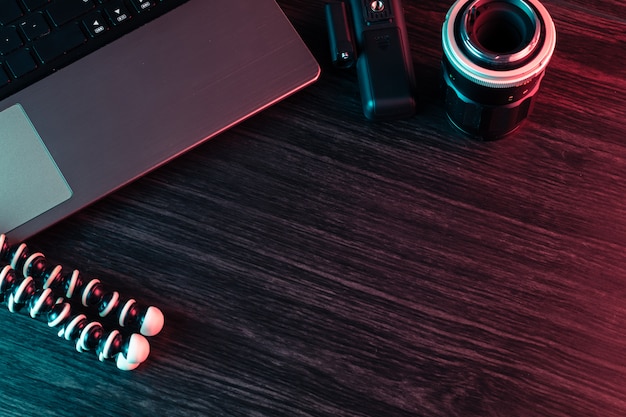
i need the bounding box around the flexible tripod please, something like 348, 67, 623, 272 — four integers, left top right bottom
0, 234, 164, 370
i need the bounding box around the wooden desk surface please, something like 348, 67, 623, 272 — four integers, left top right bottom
2, 1, 625, 416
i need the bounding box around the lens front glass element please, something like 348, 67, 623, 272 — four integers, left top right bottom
460, 0, 541, 69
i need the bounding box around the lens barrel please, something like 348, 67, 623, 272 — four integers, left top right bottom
441, 0, 556, 140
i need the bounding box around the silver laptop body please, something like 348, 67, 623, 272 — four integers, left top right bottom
1, 0, 320, 241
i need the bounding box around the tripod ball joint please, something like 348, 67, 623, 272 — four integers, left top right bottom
113, 298, 165, 337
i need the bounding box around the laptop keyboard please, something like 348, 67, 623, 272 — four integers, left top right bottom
0, 0, 186, 101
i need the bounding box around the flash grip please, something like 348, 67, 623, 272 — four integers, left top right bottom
326, 0, 417, 120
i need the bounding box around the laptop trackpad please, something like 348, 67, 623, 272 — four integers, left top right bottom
0, 104, 72, 234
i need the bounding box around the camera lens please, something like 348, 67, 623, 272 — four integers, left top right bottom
441, 0, 556, 140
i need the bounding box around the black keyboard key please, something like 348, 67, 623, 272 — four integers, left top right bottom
0, 66, 10, 86
0, 0, 24, 25
5, 49, 37, 78
130, 0, 156, 13
19, 12, 51, 41
47, 0, 94, 27
21, 0, 50, 12
82, 11, 108, 37
104, 2, 132, 26
33, 23, 86, 63
0, 26, 23, 55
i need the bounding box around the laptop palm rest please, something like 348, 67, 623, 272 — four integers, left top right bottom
0, 104, 72, 234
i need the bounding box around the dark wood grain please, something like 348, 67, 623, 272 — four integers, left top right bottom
1, 0, 626, 416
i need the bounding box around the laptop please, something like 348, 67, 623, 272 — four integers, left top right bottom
0, 0, 320, 242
